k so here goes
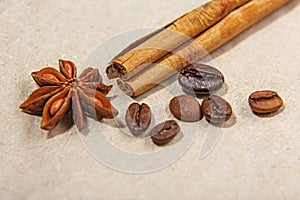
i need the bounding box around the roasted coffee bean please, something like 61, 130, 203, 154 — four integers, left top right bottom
150, 120, 180, 146
248, 90, 283, 114
169, 95, 202, 122
178, 63, 224, 95
201, 95, 232, 124
125, 102, 151, 135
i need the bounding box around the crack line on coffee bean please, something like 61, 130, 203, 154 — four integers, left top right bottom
209, 97, 226, 117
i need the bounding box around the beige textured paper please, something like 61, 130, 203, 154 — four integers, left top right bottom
1, 0, 299, 199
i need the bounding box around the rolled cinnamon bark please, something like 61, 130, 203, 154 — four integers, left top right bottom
106, 0, 251, 80
117, 0, 289, 97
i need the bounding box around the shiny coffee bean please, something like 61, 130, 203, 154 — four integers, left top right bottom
248, 90, 283, 114
150, 120, 180, 146
201, 95, 232, 124
125, 102, 151, 135
169, 95, 202, 122
178, 63, 224, 95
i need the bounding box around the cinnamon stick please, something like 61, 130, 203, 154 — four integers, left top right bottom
117, 0, 290, 97
106, 0, 251, 80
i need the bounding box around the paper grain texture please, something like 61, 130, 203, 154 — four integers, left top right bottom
0, 0, 299, 199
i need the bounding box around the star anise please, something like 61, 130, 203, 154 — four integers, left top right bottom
19, 59, 118, 131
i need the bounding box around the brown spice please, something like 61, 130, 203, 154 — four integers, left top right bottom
19, 59, 118, 131
248, 90, 283, 114
117, 0, 289, 97
106, 0, 251, 80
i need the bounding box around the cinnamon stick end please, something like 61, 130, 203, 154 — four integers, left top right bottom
106, 62, 126, 79
117, 79, 134, 97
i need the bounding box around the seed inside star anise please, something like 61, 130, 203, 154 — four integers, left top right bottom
19, 59, 118, 131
